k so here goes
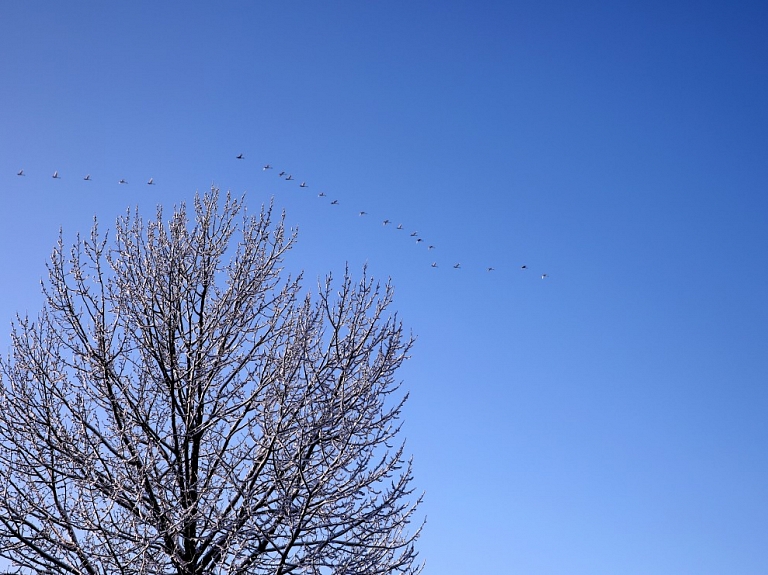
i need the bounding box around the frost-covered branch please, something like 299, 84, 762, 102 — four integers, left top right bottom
0, 189, 422, 575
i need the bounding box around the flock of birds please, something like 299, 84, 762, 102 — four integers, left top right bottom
18, 169, 155, 187
14, 158, 549, 279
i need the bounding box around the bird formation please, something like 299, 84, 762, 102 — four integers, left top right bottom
13, 157, 551, 279
245, 155, 549, 278
16, 169, 158, 186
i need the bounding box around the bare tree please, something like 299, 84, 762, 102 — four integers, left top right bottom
0, 190, 422, 575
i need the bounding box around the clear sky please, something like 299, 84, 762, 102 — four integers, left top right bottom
1, 2, 767, 573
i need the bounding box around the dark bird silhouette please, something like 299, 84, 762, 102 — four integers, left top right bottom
359, 211, 367, 216
521, 265, 528, 270
416, 238, 424, 244
431, 262, 438, 268
84, 174, 91, 181
52, 171, 60, 179
396, 224, 403, 230
330, 200, 339, 205
119, 179, 127, 184
285, 174, 294, 181
236, 154, 244, 159
428, 245, 435, 250
300, 181, 307, 187
263, 164, 272, 170
17, 170, 24, 176
453, 263, 461, 269
383, 219, 391, 225
410, 231, 418, 237
541, 273, 548, 279
487, 267, 495, 272
278, 171, 286, 177
147, 178, 155, 185
318, 192, 326, 197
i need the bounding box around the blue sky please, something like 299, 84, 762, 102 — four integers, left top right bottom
1, 1, 767, 573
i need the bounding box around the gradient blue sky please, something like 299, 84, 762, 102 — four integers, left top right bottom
1, 2, 767, 573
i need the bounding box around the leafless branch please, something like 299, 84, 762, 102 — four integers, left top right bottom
0, 188, 423, 575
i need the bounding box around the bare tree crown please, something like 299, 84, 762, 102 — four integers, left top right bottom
0, 190, 422, 575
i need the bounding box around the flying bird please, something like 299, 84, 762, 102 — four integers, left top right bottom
521, 265, 528, 270
410, 231, 418, 237
359, 211, 367, 216
318, 192, 326, 197
147, 178, 155, 185
300, 181, 307, 187
396, 224, 403, 230
487, 267, 495, 272
431, 262, 438, 268
119, 179, 127, 184
52, 171, 60, 179
541, 273, 548, 279
383, 219, 391, 225
84, 174, 91, 181
453, 263, 461, 269
263, 164, 272, 170
17, 169, 24, 176
236, 154, 244, 159
285, 174, 294, 181
416, 238, 424, 243
278, 171, 286, 177
428, 245, 435, 250
330, 200, 339, 205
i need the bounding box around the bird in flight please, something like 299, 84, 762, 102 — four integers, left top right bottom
359, 211, 367, 216
453, 263, 461, 269
396, 224, 403, 230
285, 174, 294, 181
278, 171, 286, 177
52, 171, 60, 179
236, 154, 244, 159
17, 169, 24, 176
428, 245, 435, 250
300, 181, 307, 187
410, 231, 418, 237
541, 273, 548, 279
147, 178, 155, 185
119, 179, 127, 184
263, 164, 272, 170
521, 265, 527, 270
318, 192, 326, 197
383, 219, 391, 225
84, 174, 91, 181
487, 267, 495, 272
431, 262, 438, 268
330, 200, 339, 205
416, 238, 424, 244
